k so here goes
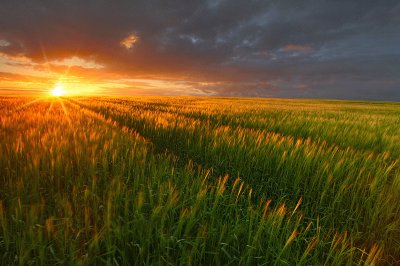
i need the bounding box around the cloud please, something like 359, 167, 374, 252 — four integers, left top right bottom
50, 56, 104, 69
0, 0, 399, 100
282, 44, 313, 53
0, 40, 10, 47
120, 33, 139, 49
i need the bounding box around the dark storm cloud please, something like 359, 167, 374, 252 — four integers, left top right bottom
0, 0, 399, 100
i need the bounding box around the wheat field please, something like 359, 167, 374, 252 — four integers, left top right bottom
0, 96, 399, 265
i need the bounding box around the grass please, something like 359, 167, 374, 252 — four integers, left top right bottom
0, 96, 399, 265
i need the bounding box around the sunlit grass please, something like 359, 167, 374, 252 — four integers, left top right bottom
0, 96, 398, 264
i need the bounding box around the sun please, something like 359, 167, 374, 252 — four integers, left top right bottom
51, 84, 65, 97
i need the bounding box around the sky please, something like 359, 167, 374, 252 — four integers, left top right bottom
0, 0, 399, 100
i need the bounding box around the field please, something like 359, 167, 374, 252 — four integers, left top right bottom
0, 96, 399, 265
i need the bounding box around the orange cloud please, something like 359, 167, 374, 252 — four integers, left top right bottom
120, 33, 139, 49
0, 52, 33, 64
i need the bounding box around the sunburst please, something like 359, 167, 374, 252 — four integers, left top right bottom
51, 84, 65, 97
